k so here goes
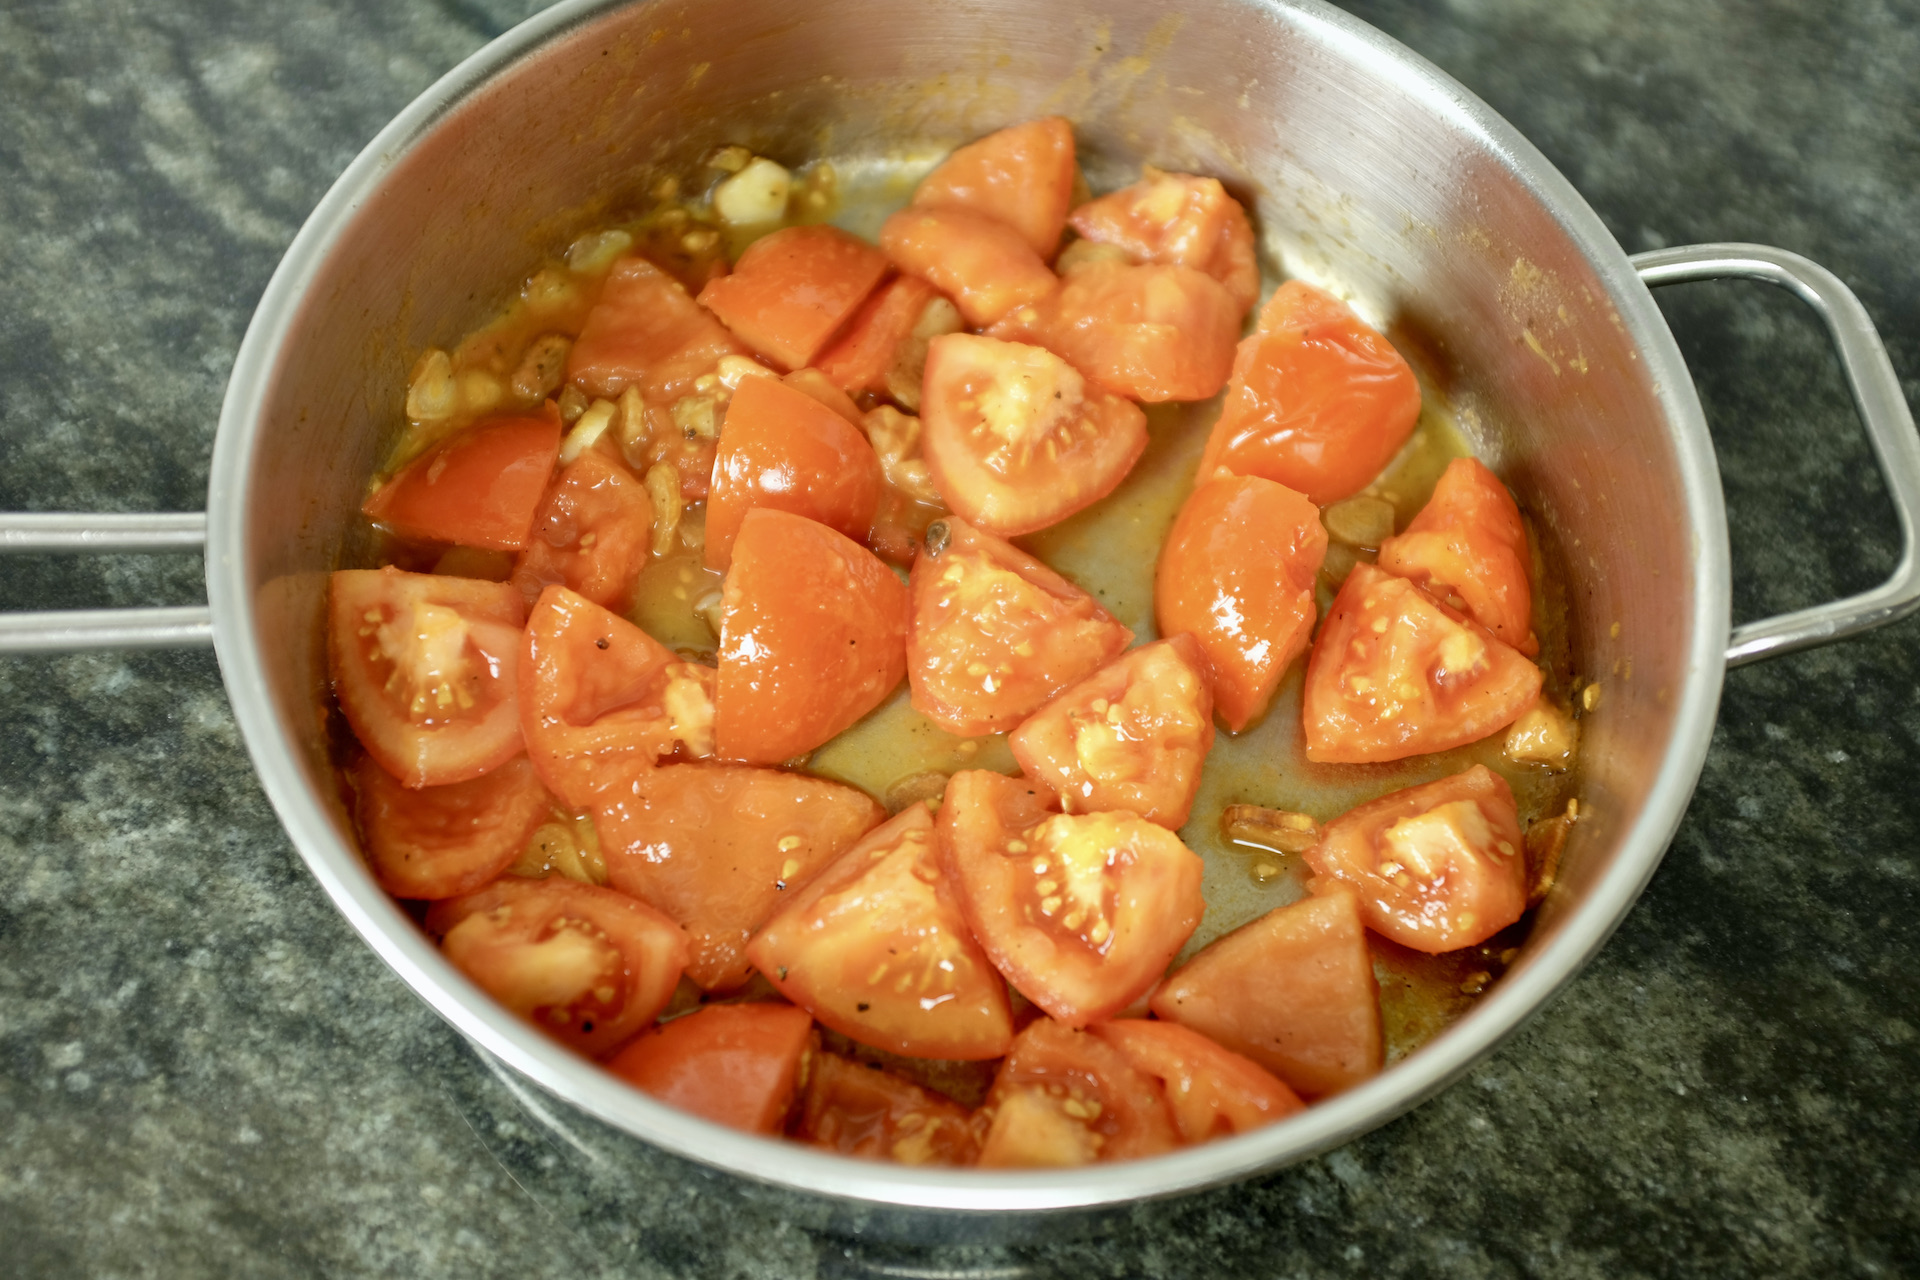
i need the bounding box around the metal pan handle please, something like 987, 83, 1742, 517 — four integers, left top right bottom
1633, 242, 1920, 666
0, 512, 214, 652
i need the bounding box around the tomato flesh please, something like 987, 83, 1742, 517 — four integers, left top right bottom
1151, 888, 1383, 1098
1302, 563, 1543, 763
907, 517, 1133, 735
714, 509, 910, 765
879, 207, 1059, 328
510, 446, 654, 613
1305, 765, 1527, 953
1091, 1019, 1305, 1143
427, 875, 689, 1057
1066, 166, 1259, 312
354, 753, 553, 900
920, 333, 1148, 536
592, 761, 885, 990
794, 1049, 979, 1165
607, 1003, 814, 1133
568, 255, 745, 402
1007, 634, 1215, 828
941, 770, 1205, 1027
910, 116, 1077, 260
329, 568, 527, 789
697, 225, 891, 371
362, 412, 561, 551
814, 274, 940, 396
975, 1019, 1177, 1166
1155, 474, 1328, 732
1378, 456, 1538, 656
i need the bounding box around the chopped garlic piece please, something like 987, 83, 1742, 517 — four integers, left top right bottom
558, 398, 617, 464
566, 228, 634, 275
713, 157, 792, 225
405, 349, 457, 422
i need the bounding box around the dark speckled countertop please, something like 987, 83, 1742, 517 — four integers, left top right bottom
3, 1, 1917, 1275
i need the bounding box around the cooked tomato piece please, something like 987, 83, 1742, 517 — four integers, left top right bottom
794, 1049, 979, 1165
910, 116, 1077, 260
713, 509, 910, 765
974, 1019, 1177, 1166
814, 274, 940, 396
593, 761, 885, 990
1154, 475, 1328, 732
568, 255, 746, 402
907, 517, 1133, 735
920, 334, 1148, 536
879, 207, 1059, 328
510, 447, 654, 613
1207, 201, 1260, 315
1378, 456, 1538, 656
1302, 562, 1543, 763
1091, 1019, 1305, 1143
748, 804, 1012, 1059
354, 753, 553, 900
1197, 280, 1422, 506
988, 259, 1240, 403
780, 367, 865, 426
1067, 167, 1259, 314
330, 568, 527, 789
704, 375, 884, 572
1305, 765, 1527, 953
427, 876, 689, 1057
697, 225, 891, 371
607, 1003, 814, 1133
520, 585, 714, 807
362, 412, 561, 551
941, 771, 1205, 1026
1150, 887, 1383, 1098
1007, 635, 1214, 828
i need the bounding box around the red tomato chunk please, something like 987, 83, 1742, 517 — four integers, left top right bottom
608, 1003, 814, 1133
911, 116, 1078, 261
354, 753, 553, 900
697, 225, 891, 371
794, 1049, 980, 1165
1378, 456, 1539, 656
975, 1019, 1178, 1167
363, 411, 561, 551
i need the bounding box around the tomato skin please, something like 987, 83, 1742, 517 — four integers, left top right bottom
1090, 1019, 1305, 1143
329, 568, 527, 789
1007, 634, 1215, 828
1068, 169, 1237, 276
568, 255, 746, 402
1155, 475, 1328, 732
1206, 201, 1260, 316
975, 1019, 1177, 1166
907, 517, 1133, 735
940, 770, 1205, 1027
592, 761, 885, 990
1378, 456, 1537, 656
697, 225, 892, 371
794, 1050, 979, 1165
1198, 281, 1422, 506
354, 753, 553, 900
704, 375, 884, 572
748, 804, 1013, 1060
1305, 765, 1527, 953
911, 116, 1078, 261
607, 1003, 815, 1133
427, 875, 689, 1058
920, 333, 1148, 537
814, 274, 940, 395
510, 447, 654, 613
362, 412, 561, 551
879, 207, 1060, 328
1302, 562, 1543, 764
1151, 888, 1383, 1098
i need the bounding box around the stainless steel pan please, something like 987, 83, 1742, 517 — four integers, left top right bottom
4, 0, 1916, 1213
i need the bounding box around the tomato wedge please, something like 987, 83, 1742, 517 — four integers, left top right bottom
607, 1003, 814, 1133
989, 259, 1241, 404
814, 274, 940, 396
1090, 1019, 1305, 1143
1007, 634, 1215, 828
1198, 280, 1422, 506
1305, 765, 1527, 953
1378, 456, 1538, 656
510, 446, 654, 613
1150, 887, 1383, 1099
794, 1049, 979, 1165
362, 412, 561, 551
593, 761, 885, 990
920, 333, 1148, 536
941, 770, 1205, 1027
879, 207, 1059, 328
354, 753, 553, 900
713, 509, 910, 765
704, 374, 884, 572
975, 1019, 1177, 1166
520, 585, 714, 808
1155, 474, 1327, 732
329, 568, 527, 789
748, 804, 1012, 1060
696, 225, 891, 370
1070, 169, 1237, 273
910, 116, 1077, 260
568, 255, 745, 402
907, 517, 1133, 735
1302, 562, 1543, 763
427, 876, 689, 1057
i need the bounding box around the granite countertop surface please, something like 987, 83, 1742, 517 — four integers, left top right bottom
3, 0, 1917, 1275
